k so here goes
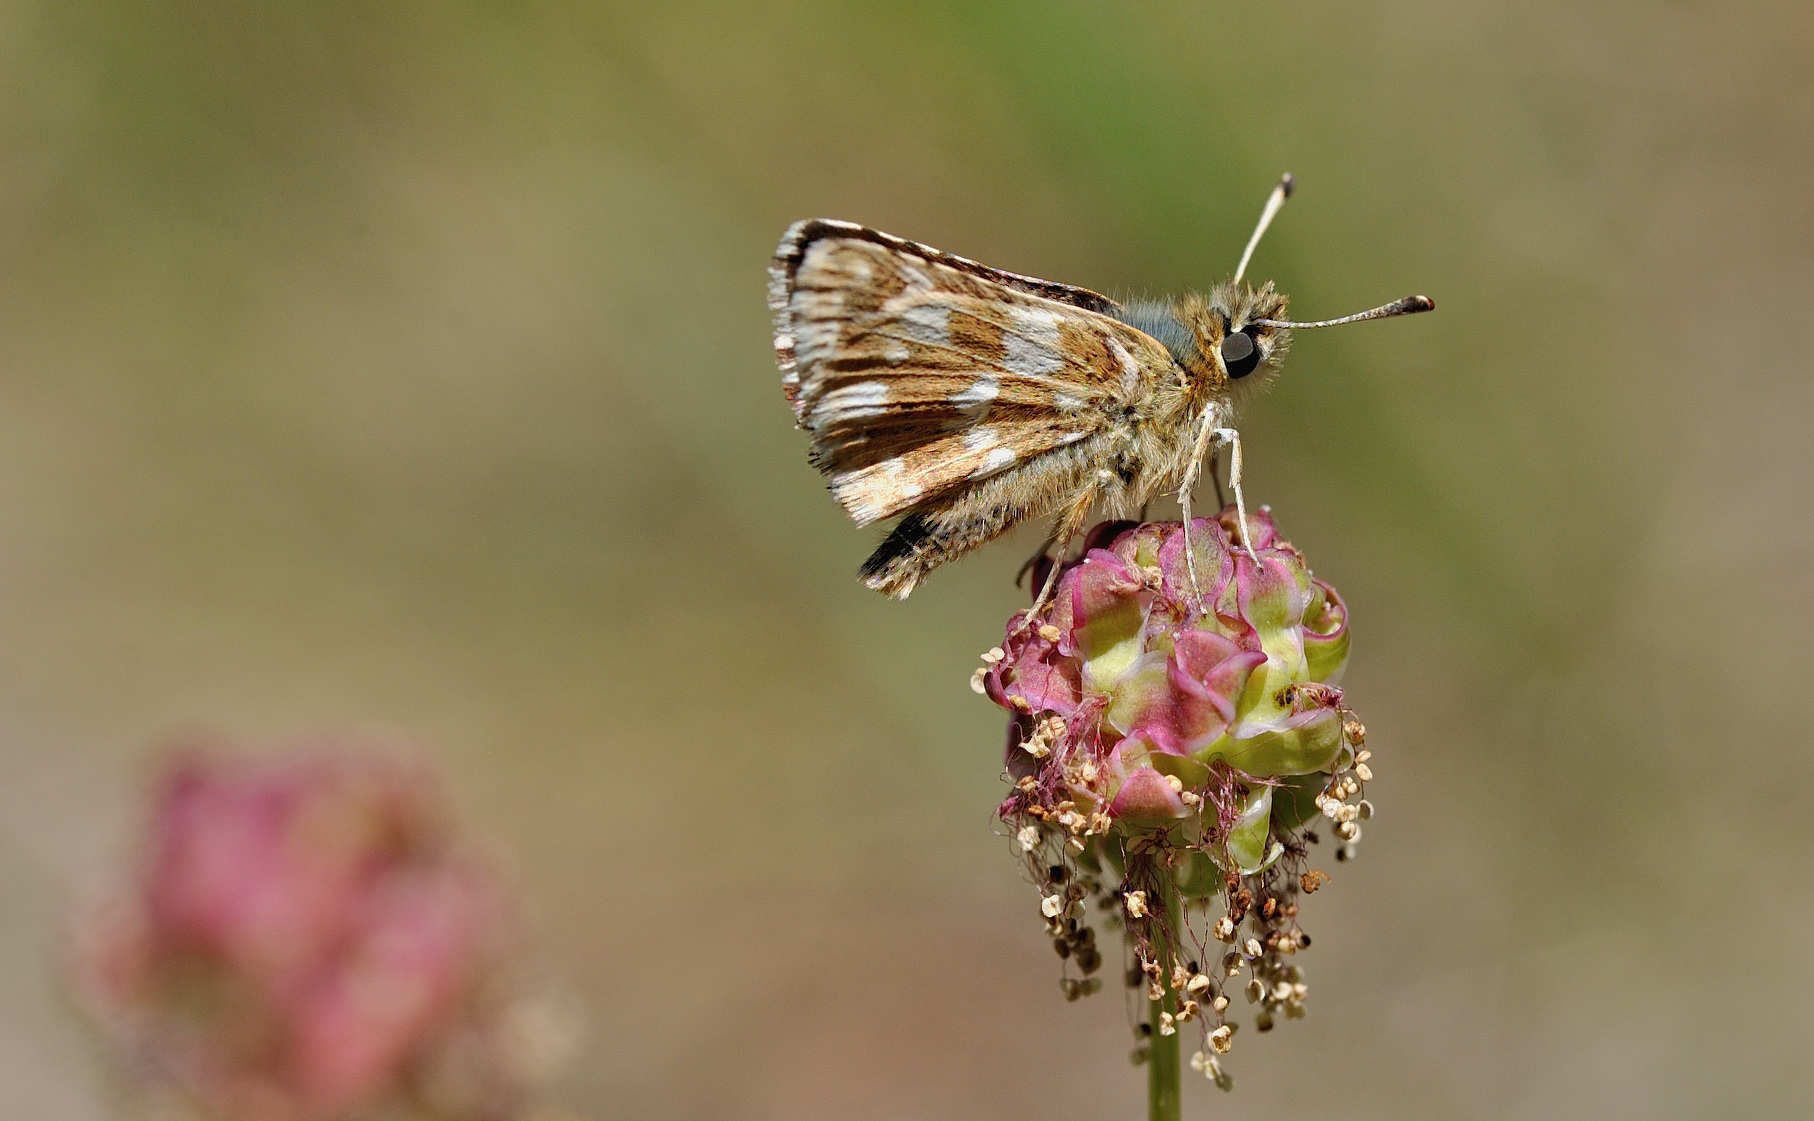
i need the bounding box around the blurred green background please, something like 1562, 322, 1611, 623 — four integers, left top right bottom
0, 1, 1808, 1117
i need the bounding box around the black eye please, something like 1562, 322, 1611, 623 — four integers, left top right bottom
1219, 328, 1262, 379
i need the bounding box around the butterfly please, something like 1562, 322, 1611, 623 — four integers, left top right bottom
768, 174, 1432, 609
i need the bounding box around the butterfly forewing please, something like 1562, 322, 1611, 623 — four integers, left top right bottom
771, 223, 1175, 528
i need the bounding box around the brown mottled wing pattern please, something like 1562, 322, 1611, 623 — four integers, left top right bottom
769, 221, 1174, 539
771, 220, 1123, 407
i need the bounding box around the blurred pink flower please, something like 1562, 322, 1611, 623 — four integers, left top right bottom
76, 743, 524, 1121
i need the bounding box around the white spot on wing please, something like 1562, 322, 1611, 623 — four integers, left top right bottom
816, 380, 893, 425
970, 445, 1017, 478
831, 380, 891, 408
962, 426, 1016, 479
1107, 335, 1143, 399
952, 376, 1000, 408
897, 303, 951, 347
1005, 308, 1065, 378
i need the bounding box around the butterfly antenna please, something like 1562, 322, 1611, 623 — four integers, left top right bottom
1232, 172, 1295, 284
1251, 294, 1435, 329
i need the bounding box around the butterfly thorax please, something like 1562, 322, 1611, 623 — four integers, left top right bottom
1086, 281, 1289, 509
1114, 280, 1292, 408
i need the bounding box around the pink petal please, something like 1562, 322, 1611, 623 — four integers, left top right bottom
1107, 766, 1189, 827
1157, 518, 1235, 608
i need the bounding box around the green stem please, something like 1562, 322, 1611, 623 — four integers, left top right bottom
1148, 874, 1182, 1121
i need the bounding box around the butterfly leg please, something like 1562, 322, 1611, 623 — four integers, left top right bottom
1177, 480, 1203, 604
1176, 407, 1225, 603
1211, 427, 1259, 563
1024, 484, 1100, 624
1015, 532, 1060, 590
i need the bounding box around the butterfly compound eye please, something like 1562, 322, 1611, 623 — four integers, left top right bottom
1220, 329, 1261, 379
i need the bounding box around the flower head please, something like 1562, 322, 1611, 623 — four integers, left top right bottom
982, 507, 1373, 1084
74, 742, 542, 1121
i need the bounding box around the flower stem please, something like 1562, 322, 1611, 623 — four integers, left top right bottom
1148, 874, 1182, 1121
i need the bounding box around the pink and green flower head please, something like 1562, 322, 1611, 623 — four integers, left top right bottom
978, 507, 1375, 1088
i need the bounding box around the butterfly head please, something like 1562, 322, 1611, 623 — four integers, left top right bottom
1155, 173, 1435, 406
1159, 272, 1438, 406
1173, 281, 1294, 400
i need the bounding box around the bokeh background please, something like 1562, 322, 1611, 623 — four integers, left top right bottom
1, 2, 1809, 1118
